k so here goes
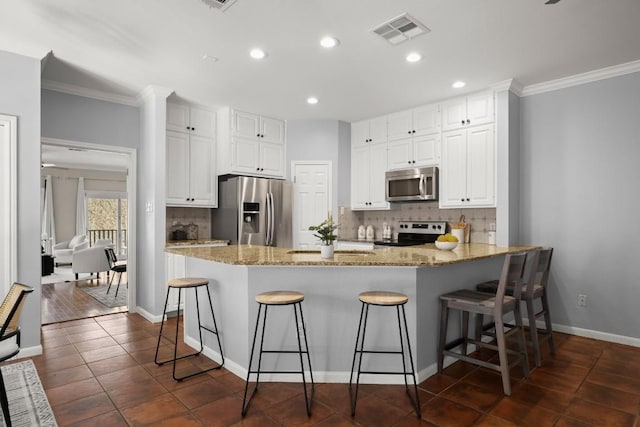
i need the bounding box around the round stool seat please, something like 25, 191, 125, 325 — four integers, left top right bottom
167, 277, 209, 288
256, 290, 304, 305
359, 291, 408, 306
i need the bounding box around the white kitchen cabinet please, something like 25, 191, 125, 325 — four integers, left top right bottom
351, 142, 390, 210
218, 108, 286, 178
440, 124, 495, 208
388, 133, 440, 170
388, 103, 440, 141
167, 103, 216, 139
441, 92, 494, 131
351, 116, 388, 147
166, 125, 217, 208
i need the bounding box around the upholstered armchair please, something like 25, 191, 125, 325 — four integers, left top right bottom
71, 239, 113, 280
53, 234, 89, 266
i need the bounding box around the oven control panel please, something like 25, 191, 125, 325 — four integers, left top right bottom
397, 221, 447, 235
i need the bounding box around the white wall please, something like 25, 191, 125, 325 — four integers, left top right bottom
520, 71, 640, 340
0, 50, 41, 349
286, 119, 351, 212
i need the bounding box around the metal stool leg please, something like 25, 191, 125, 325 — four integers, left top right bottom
400, 305, 421, 417
242, 303, 266, 416
350, 302, 370, 416
294, 301, 314, 415
154, 287, 172, 366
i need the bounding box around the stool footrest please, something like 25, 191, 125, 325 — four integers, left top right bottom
358, 370, 415, 375
355, 350, 403, 355
260, 350, 309, 354
248, 370, 311, 375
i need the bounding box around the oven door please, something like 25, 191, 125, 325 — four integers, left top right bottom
385, 167, 437, 202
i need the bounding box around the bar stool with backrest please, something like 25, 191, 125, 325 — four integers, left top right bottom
242, 290, 314, 417
476, 248, 555, 367
0, 283, 34, 427
154, 277, 224, 381
105, 247, 127, 297
349, 291, 421, 418
437, 252, 530, 396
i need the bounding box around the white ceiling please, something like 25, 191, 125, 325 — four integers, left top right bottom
2, 0, 640, 122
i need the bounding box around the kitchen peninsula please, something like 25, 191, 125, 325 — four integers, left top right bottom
165, 243, 538, 383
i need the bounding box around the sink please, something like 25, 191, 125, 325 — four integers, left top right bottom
287, 250, 375, 256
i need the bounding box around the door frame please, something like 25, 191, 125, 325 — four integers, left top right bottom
41, 137, 137, 312
0, 114, 17, 296
291, 160, 332, 249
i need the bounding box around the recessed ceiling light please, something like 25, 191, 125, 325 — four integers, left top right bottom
250, 48, 267, 60
406, 52, 422, 63
201, 54, 219, 62
307, 97, 319, 105
452, 81, 466, 89
320, 36, 340, 48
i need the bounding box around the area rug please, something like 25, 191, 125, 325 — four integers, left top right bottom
79, 284, 127, 308
0, 360, 57, 426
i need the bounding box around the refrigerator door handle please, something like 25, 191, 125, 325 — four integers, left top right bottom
268, 192, 275, 245
265, 192, 272, 246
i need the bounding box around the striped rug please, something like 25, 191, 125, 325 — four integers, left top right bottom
0, 360, 57, 427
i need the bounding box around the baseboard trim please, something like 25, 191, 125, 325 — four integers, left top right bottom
17, 345, 43, 359
551, 323, 640, 348
135, 306, 163, 323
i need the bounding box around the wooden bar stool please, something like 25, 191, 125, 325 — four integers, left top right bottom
476, 248, 555, 366
349, 291, 421, 418
154, 277, 224, 381
437, 253, 530, 396
242, 290, 314, 417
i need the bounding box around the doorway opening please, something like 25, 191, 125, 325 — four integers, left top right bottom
40, 138, 136, 324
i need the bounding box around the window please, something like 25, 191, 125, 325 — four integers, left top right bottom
86, 191, 127, 257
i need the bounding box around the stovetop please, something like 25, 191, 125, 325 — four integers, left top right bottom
374, 221, 448, 247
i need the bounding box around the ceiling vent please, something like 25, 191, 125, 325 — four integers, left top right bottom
200, 0, 237, 12
372, 13, 430, 46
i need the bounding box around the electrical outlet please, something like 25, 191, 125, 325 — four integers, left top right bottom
577, 294, 587, 307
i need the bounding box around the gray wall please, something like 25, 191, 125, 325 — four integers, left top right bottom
0, 50, 41, 349
286, 119, 351, 213
520, 71, 640, 339
41, 89, 139, 148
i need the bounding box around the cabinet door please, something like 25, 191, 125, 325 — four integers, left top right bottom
368, 116, 388, 144
189, 107, 215, 139
351, 120, 369, 147
166, 104, 190, 134
387, 110, 413, 141
368, 142, 390, 209
466, 92, 494, 127
232, 110, 260, 138
259, 141, 284, 177
413, 104, 441, 136
388, 137, 413, 170
350, 146, 370, 209
441, 98, 467, 131
260, 116, 285, 144
231, 136, 260, 174
166, 131, 190, 204
413, 133, 440, 167
440, 130, 467, 207
188, 135, 216, 206
466, 124, 495, 206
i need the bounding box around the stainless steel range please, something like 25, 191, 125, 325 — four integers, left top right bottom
374, 221, 447, 247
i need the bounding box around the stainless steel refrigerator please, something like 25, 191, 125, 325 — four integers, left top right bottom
211, 176, 293, 247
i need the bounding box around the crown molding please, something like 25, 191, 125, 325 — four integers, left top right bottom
137, 85, 174, 103
491, 79, 524, 96
42, 79, 139, 107
521, 59, 640, 97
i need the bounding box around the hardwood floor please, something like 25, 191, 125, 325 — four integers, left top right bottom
18, 313, 640, 426
41, 274, 128, 324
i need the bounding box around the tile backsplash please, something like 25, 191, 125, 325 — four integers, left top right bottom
166, 207, 211, 240
337, 202, 496, 244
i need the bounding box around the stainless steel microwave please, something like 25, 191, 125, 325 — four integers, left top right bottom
385, 166, 438, 202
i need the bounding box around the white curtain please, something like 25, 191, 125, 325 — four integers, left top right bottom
41, 175, 56, 250
76, 177, 87, 237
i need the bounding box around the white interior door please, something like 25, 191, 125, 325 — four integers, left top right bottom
292, 162, 331, 249
0, 115, 17, 296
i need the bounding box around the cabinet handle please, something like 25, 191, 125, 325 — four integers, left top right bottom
407, 131, 411, 135
466, 198, 470, 201
412, 130, 416, 134
412, 160, 416, 164
256, 133, 260, 137
466, 119, 470, 125
407, 161, 411, 164
192, 127, 196, 131
461, 120, 465, 125
460, 198, 465, 202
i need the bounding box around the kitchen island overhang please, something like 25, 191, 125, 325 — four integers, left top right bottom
165, 243, 539, 384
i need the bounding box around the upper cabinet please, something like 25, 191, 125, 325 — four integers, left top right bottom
166, 103, 217, 207
351, 116, 388, 147
167, 103, 216, 139
351, 141, 390, 210
441, 92, 494, 132
218, 108, 286, 178
387, 104, 441, 169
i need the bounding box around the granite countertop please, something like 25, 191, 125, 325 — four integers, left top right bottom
166, 239, 230, 247
165, 243, 539, 267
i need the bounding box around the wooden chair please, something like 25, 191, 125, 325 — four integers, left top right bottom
0, 283, 34, 427
437, 252, 529, 396
476, 248, 555, 366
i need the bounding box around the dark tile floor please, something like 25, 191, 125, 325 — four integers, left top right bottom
18, 312, 640, 426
